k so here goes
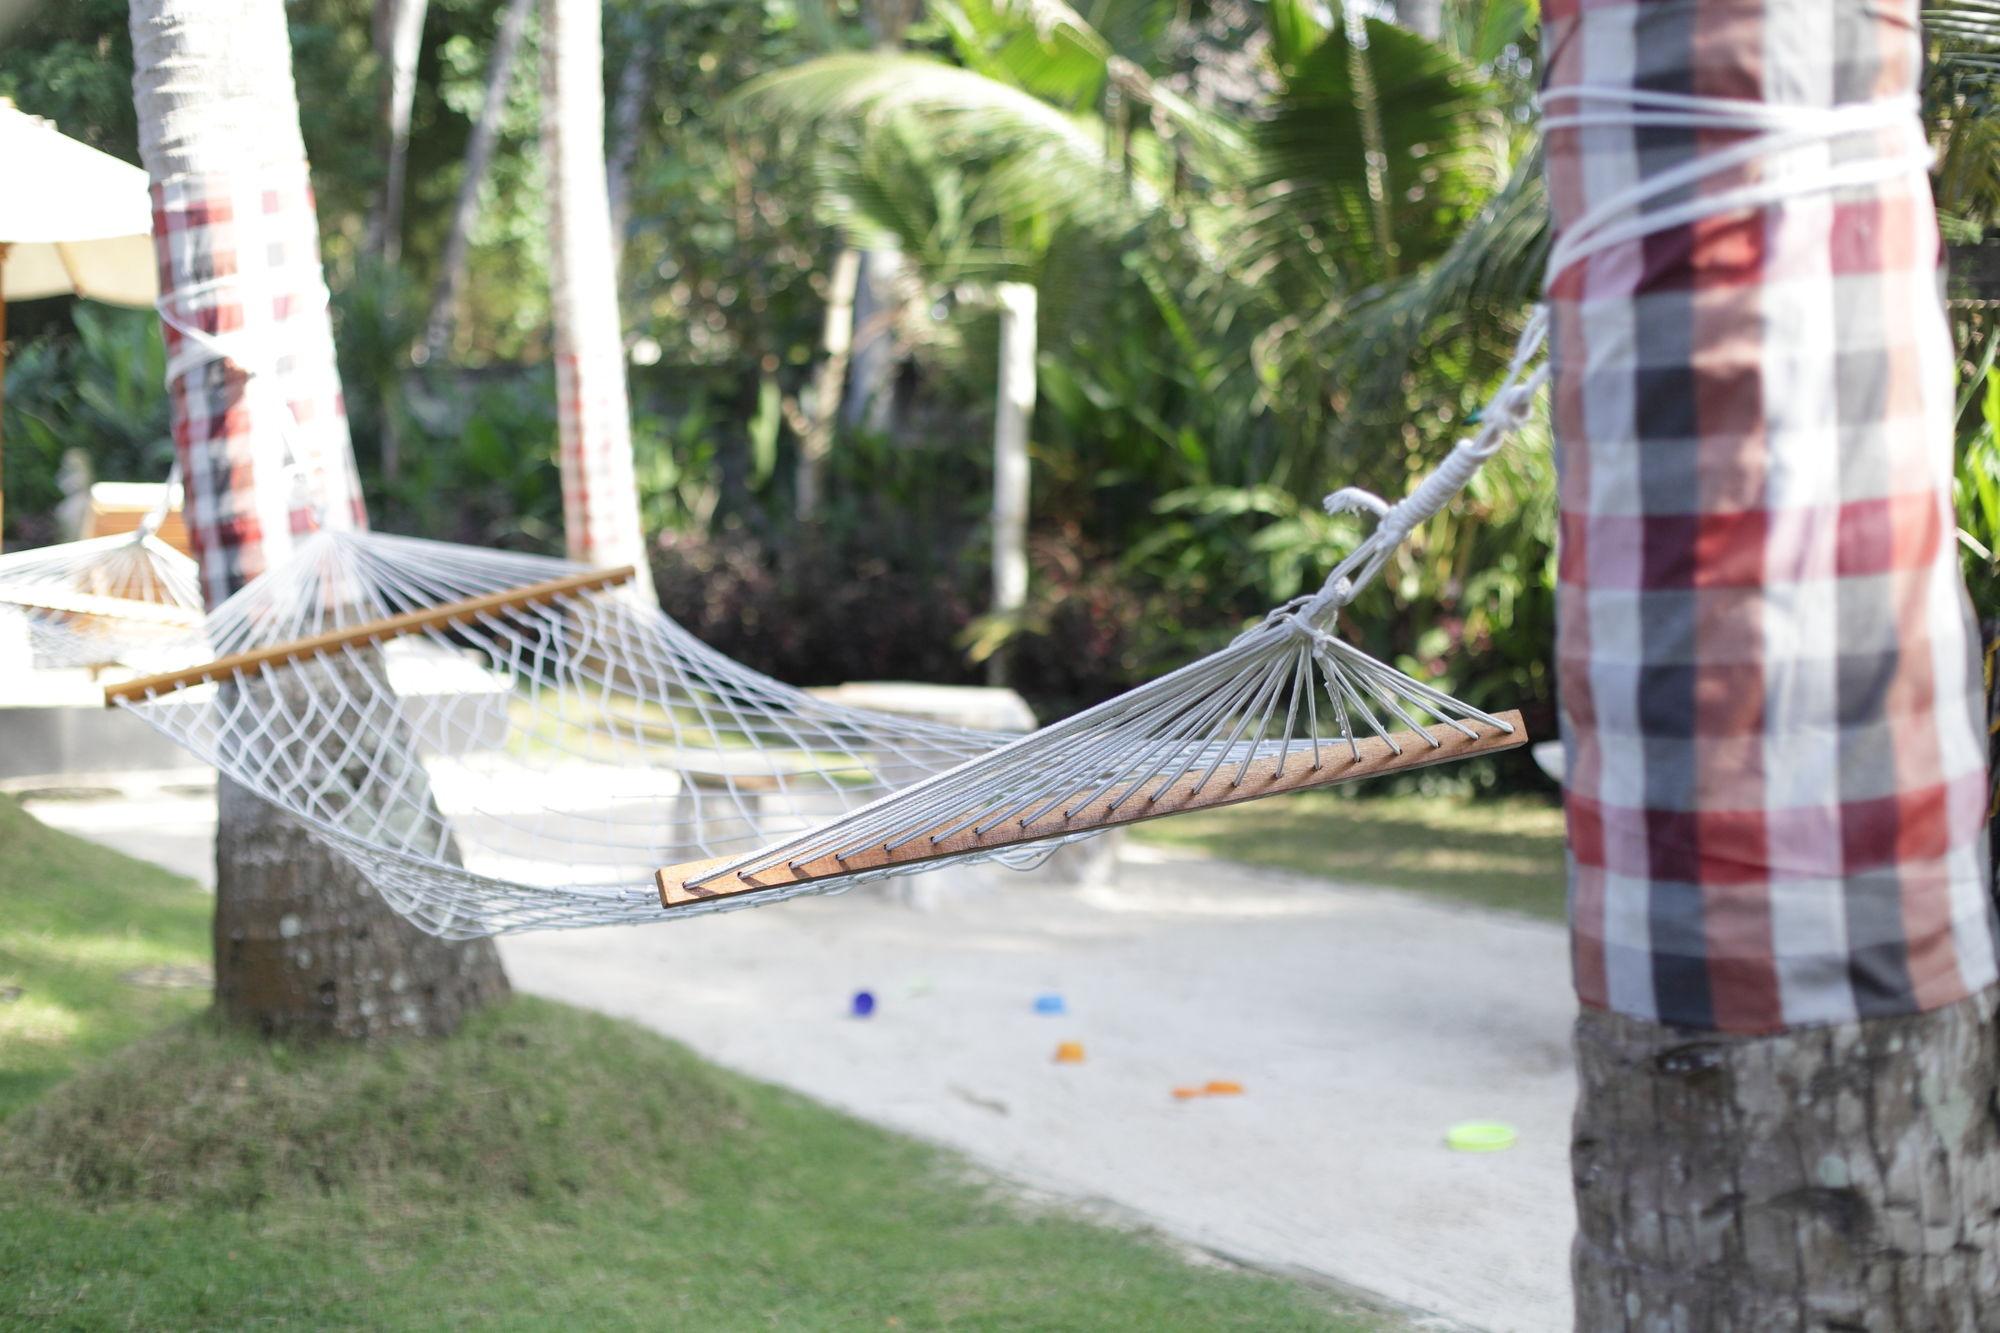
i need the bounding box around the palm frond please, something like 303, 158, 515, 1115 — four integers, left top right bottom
1245, 11, 1506, 285
736, 52, 1162, 236
1337, 145, 1549, 409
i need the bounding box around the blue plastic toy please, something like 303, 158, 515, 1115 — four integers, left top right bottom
1033, 993, 1066, 1015
851, 990, 876, 1018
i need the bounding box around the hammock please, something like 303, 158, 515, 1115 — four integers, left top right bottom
0, 529, 206, 672
108, 82, 1912, 939
105, 529, 1071, 936
104, 495, 1524, 937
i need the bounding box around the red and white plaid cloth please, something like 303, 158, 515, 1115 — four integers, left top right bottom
151, 167, 366, 608
1544, 0, 1996, 1032
553, 346, 649, 574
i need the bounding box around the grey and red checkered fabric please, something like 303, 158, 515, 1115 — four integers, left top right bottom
1544, 0, 1997, 1032
553, 347, 649, 573
151, 168, 366, 609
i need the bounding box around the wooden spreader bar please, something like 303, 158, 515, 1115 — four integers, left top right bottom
0, 581, 203, 627
657, 708, 1527, 910
102, 564, 635, 705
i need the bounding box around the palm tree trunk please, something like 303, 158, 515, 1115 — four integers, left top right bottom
1571, 997, 2000, 1329
368, 0, 429, 267
795, 247, 860, 521
129, 0, 508, 1040
1547, 2, 2000, 1324
988, 281, 1035, 687
605, 35, 652, 262
835, 0, 916, 439
542, 0, 655, 599
421, 0, 533, 363
841, 247, 903, 432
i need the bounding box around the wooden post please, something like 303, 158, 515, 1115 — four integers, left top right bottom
1, 245, 10, 549
989, 281, 1036, 686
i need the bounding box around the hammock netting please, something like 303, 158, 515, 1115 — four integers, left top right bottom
0, 532, 206, 672
106, 526, 1520, 938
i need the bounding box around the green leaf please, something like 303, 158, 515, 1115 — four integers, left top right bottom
1266, 0, 1329, 76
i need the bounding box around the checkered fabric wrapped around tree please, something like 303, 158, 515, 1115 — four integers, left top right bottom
1544, 0, 1997, 1032
150, 169, 366, 607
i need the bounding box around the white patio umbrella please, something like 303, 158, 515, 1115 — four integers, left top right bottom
0, 98, 159, 540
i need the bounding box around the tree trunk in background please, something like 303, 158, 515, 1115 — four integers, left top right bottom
988, 281, 1035, 687
795, 247, 859, 521
605, 34, 652, 263
1390, 0, 1441, 41
542, 0, 656, 599
841, 247, 903, 433
1546, 1, 2000, 1325
833, 0, 917, 438
368, 0, 429, 267
0, 271, 8, 545
422, 0, 533, 363
130, 0, 508, 1040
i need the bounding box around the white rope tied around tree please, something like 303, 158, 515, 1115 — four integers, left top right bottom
1299, 86, 1931, 623
110, 83, 1939, 934
155, 271, 340, 532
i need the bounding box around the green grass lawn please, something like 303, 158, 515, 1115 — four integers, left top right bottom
0, 795, 213, 1118
0, 797, 1389, 1331
1130, 792, 1568, 921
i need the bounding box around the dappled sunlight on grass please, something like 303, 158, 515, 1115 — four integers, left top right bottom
0, 797, 212, 1119
1131, 792, 1568, 920
0, 795, 1393, 1331
0, 995, 82, 1047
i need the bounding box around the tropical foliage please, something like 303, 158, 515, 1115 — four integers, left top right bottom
1, 0, 1994, 750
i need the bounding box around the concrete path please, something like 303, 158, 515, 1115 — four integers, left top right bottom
15, 776, 1576, 1332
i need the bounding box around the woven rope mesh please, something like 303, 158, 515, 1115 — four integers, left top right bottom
114, 529, 1048, 937
0, 533, 207, 672
110, 527, 1515, 937
659, 596, 1517, 913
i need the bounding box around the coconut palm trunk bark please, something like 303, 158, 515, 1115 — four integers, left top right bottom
129, 0, 508, 1039
1546, 1, 2000, 1325
541, 0, 655, 598
369, 0, 429, 267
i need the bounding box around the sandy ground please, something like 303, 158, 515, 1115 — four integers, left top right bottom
18, 774, 1576, 1333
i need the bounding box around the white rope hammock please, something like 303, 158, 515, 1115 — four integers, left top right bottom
103, 521, 1520, 936
105, 528, 1062, 936
104, 84, 1930, 937
0, 521, 206, 673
